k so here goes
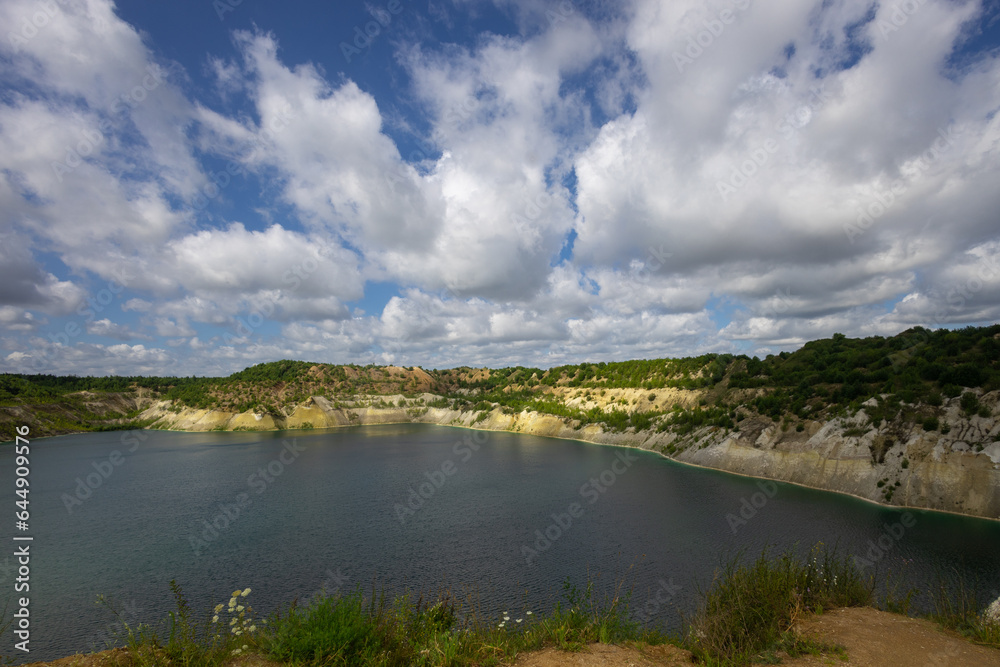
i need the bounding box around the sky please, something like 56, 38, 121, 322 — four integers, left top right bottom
1, 0, 999, 377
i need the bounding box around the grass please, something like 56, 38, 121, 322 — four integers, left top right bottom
927, 571, 1000, 650
92, 576, 675, 667
61, 543, 1000, 667
683, 544, 871, 665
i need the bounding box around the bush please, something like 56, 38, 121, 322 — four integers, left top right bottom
922, 416, 939, 432
942, 384, 963, 398
960, 392, 980, 416
262, 592, 388, 665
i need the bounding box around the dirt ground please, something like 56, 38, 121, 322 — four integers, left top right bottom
510, 607, 1000, 667
20, 607, 1000, 667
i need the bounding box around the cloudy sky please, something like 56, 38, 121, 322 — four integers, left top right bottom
1, 0, 999, 376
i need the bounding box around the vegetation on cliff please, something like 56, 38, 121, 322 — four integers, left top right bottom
3, 324, 998, 442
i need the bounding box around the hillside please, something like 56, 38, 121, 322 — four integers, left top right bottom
2, 325, 999, 518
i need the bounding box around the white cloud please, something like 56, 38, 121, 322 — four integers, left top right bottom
86, 318, 150, 341
571, 0, 1000, 351
2, 0, 1000, 375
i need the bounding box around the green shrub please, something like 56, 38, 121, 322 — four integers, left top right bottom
960, 392, 980, 415
942, 384, 963, 398
686, 545, 871, 665
262, 592, 387, 665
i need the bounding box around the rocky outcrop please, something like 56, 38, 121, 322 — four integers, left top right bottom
986, 596, 1000, 625
137, 390, 1000, 521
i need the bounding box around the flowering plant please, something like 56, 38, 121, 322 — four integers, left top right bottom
211, 587, 262, 655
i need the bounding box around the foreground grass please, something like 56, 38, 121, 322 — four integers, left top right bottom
96, 577, 672, 667
78, 543, 1000, 667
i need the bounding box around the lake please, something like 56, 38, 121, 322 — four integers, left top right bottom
2, 423, 999, 662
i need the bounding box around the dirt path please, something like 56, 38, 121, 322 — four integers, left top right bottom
509, 642, 692, 667
783, 606, 1000, 667
510, 607, 1000, 667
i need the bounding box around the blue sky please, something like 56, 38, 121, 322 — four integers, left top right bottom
2, 0, 1000, 376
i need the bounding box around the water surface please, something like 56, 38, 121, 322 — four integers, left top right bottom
2, 424, 998, 662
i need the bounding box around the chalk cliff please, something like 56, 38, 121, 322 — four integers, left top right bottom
138, 389, 1000, 520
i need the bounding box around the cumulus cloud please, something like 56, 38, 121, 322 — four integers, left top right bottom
1, 0, 999, 375
572, 0, 1000, 352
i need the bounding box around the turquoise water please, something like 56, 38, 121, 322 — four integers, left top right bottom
2, 423, 999, 661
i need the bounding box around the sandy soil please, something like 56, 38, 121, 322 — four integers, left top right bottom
509, 642, 692, 666
19, 607, 1000, 667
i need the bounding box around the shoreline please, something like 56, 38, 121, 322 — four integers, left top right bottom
6, 407, 999, 524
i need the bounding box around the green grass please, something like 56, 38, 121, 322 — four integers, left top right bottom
927, 572, 1000, 650
683, 544, 872, 665
91, 576, 675, 667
